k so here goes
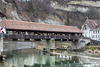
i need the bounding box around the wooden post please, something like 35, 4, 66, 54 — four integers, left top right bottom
69, 34, 70, 39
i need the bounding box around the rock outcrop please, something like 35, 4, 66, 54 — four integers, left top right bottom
0, 0, 100, 28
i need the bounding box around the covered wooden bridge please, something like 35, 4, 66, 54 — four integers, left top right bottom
0, 20, 82, 41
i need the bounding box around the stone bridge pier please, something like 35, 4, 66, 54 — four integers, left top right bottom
44, 39, 55, 52
70, 38, 91, 50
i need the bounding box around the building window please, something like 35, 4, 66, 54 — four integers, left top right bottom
99, 35, 100, 38
84, 25, 87, 30
92, 35, 94, 38
93, 31, 95, 33
96, 35, 97, 38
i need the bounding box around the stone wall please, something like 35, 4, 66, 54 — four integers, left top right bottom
70, 38, 90, 50
3, 40, 36, 51
3, 39, 55, 52
0, 37, 3, 55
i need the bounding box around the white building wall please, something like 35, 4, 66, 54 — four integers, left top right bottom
81, 24, 100, 41
81, 24, 90, 37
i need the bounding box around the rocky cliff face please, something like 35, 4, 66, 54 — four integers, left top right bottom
0, 0, 100, 28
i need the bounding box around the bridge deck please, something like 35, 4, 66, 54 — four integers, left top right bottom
3, 34, 80, 40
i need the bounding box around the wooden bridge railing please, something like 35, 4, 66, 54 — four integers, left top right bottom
3, 34, 80, 40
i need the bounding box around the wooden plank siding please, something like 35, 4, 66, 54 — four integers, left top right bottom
3, 34, 80, 40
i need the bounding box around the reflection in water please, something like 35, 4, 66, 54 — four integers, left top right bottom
0, 50, 100, 67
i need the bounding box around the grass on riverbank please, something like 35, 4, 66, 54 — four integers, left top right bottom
84, 46, 100, 51
58, 42, 71, 46
56, 42, 71, 49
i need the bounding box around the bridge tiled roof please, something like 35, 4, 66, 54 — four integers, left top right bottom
0, 20, 82, 33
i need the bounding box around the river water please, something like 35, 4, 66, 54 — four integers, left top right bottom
0, 49, 100, 67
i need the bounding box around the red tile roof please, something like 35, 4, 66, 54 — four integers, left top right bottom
0, 20, 82, 33
84, 19, 100, 29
